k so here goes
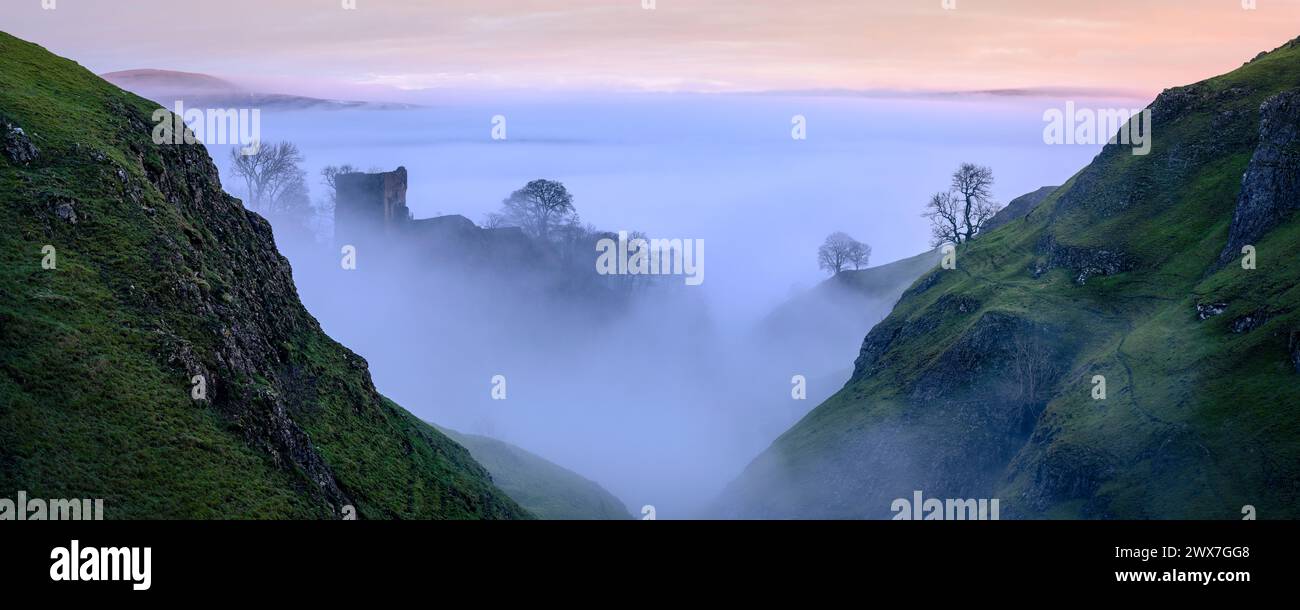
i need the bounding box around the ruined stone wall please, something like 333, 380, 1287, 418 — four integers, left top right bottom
334, 166, 410, 249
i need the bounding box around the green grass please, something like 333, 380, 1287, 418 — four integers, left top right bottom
0, 31, 529, 519
441, 427, 632, 520
722, 36, 1300, 519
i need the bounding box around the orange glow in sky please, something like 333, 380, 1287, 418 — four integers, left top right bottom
7, 0, 1299, 95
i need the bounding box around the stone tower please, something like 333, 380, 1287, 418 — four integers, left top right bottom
334, 166, 410, 250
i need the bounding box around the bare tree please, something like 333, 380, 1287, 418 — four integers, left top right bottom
818, 232, 870, 275
494, 179, 576, 242
271, 173, 311, 218
229, 141, 305, 213
922, 163, 1003, 246
924, 191, 963, 247
309, 164, 357, 238
848, 240, 871, 270
951, 163, 997, 241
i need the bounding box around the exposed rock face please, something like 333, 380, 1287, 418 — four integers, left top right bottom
139, 136, 356, 512
717, 38, 1300, 520
1035, 234, 1133, 284
1, 118, 38, 165
0, 31, 528, 519
1197, 302, 1228, 320
1217, 90, 1300, 266
1016, 441, 1116, 515
730, 308, 1071, 519
1229, 310, 1271, 333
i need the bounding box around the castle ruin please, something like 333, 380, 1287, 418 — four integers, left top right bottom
333, 167, 540, 266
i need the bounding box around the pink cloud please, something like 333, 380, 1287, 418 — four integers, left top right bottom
5, 0, 1297, 95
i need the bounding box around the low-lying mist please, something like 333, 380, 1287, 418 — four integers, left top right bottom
206, 92, 1120, 516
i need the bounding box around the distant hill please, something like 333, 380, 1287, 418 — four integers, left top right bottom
101, 68, 240, 94
758, 187, 1057, 388
760, 250, 941, 366
716, 36, 1300, 519
0, 33, 522, 519
101, 68, 416, 111
441, 428, 632, 520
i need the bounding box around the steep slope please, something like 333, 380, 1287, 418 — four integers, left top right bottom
982, 185, 1057, 232
718, 37, 1300, 519
441, 428, 632, 520
0, 32, 528, 519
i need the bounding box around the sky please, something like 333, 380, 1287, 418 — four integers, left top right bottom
7, 0, 1297, 514
6, 0, 1300, 98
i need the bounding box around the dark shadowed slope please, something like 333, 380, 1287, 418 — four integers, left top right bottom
718, 36, 1300, 519
0, 32, 527, 519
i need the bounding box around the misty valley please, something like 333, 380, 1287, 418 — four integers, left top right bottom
2, 29, 1298, 524
9, 1, 1300, 599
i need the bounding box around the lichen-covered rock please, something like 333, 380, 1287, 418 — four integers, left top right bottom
1197, 302, 1228, 320
53, 200, 77, 224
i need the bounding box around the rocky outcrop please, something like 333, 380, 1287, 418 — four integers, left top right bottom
1017, 442, 1117, 515
0, 32, 528, 519
1196, 302, 1228, 320
1217, 90, 1300, 266
1229, 310, 1271, 333
1, 117, 37, 165
717, 36, 1300, 520
907, 312, 1065, 417
1034, 234, 1133, 284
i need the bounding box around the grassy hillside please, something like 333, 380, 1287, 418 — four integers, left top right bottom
0, 32, 529, 519
756, 249, 940, 387
982, 186, 1057, 232
767, 249, 940, 322
719, 36, 1300, 519
441, 428, 632, 520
